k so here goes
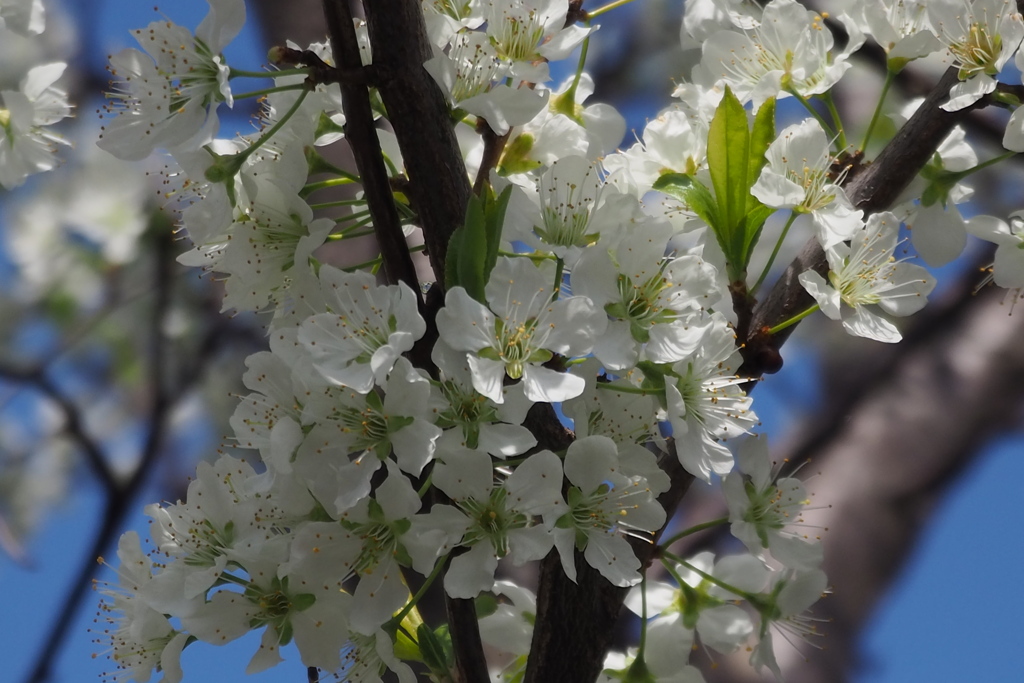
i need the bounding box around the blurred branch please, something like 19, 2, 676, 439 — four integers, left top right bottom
703, 266, 1024, 683
0, 362, 117, 495
22, 226, 206, 683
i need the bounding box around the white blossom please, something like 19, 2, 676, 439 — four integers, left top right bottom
722, 436, 823, 569
98, 0, 246, 160
299, 266, 426, 393
928, 0, 1024, 111
0, 61, 71, 188
550, 436, 666, 586
752, 118, 863, 249
437, 256, 605, 403
799, 211, 936, 343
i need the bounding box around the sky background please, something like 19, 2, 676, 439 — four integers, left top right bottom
2, 1, 1023, 682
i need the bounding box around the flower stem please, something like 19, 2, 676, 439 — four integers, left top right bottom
229, 67, 310, 79
751, 211, 798, 295
860, 69, 896, 153
553, 257, 565, 299
231, 83, 308, 101
391, 558, 447, 627
344, 245, 424, 272
308, 198, 368, 210
301, 176, 358, 197
951, 151, 1018, 179
595, 382, 653, 396
821, 91, 848, 151
233, 88, 309, 167
661, 550, 755, 602
561, 28, 591, 110
587, 0, 639, 19
787, 87, 836, 140
767, 303, 820, 335
658, 516, 729, 549
637, 572, 650, 653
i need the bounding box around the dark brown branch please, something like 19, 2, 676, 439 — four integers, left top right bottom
525, 449, 695, 683
445, 595, 491, 683
361, 0, 471, 285
526, 64, 998, 683
321, 0, 422, 295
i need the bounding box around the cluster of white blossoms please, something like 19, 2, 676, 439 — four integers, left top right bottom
0, 0, 72, 189
51, 0, 1024, 682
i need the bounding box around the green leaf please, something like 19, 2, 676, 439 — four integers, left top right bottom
747, 97, 776, 214
457, 193, 490, 303
652, 173, 720, 231
483, 185, 513, 283
741, 203, 776, 255
446, 188, 512, 301
418, 623, 454, 674
445, 223, 464, 291
707, 85, 750, 246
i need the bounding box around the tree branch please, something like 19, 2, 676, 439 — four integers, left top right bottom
361, 0, 471, 285
24, 227, 197, 683
526, 65, 996, 683
525, 448, 695, 683
321, 0, 421, 295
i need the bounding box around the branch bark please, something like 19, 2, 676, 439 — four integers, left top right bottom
701, 267, 1024, 683
361, 0, 471, 285
321, 0, 421, 294
527, 66, 998, 683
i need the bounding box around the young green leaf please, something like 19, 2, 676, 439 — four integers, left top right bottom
747, 97, 776, 214
484, 185, 513, 280
651, 173, 720, 232
707, 85, 750, 241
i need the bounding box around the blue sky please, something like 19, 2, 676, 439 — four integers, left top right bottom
2, 2, 1023, 682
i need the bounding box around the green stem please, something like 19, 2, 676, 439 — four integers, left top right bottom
860, 69, 896, 153
417, 470, 434, 499
552, 257, 565, 299
344, 245, 424, 272
497, 250, 557, 260
661, 550, 755, 602
562, 27, 591, 108
236, 88, 309, 166
334, 214, 373, 233
787, 87, 836, 140
392, 559, 446, 627
767, 303, 820, 335
231, 83, 308, 101
329, 229, 374, 240
229, 67, 310, 79
751, 211, 798, 295
821, 91, 848, 151
217, 572, 251, 588
637, 572, 649, 652
658, 516, 730, 549
308, 198, 367, 210
300, 176, 358, 197
952, 151, 1018, 179
587, 0, 639, 18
